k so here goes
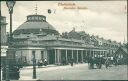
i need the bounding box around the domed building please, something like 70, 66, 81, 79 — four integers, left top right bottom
13, 14, 63, 65
12, 14, 93, 65
12, 14, 119, 66
13, 14, 59, 38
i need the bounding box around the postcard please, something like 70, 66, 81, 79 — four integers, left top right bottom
1, 0, 127, 81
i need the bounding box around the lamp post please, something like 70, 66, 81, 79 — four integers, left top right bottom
32, 51, 36, 79
6, 1, 16, 45
6, 1, 16, 81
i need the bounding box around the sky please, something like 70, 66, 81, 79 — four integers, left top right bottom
1, 1, 127, 43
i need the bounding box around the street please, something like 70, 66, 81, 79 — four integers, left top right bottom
19, 63, 128, 80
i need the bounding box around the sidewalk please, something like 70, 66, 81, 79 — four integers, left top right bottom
19, 63, 87, 80
21, 64, 58, 70
20, 64, 127, 80
21, 63, 86, 69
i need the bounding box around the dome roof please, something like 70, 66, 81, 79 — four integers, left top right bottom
16, 21, 56, 30
13, 15, 59, 35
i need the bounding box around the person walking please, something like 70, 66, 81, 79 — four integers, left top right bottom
110, 56, 114, 65
113, 57, 118, 66
105, 57, 110, 69
88, 56, 94, 69
70, 58, 74, 66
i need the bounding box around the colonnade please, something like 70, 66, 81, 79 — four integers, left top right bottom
45, 48, 108, 65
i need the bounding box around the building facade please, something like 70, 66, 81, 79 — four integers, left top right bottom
113, 44, 128, 65
0, 16, 8, 62
12, 14, 120, 65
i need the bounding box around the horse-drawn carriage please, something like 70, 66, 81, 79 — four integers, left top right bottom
87, 56, 117, 69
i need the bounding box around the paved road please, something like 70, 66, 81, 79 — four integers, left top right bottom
20, 63, 128, 80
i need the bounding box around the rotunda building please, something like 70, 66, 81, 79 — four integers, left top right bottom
13, 14, 59, 38
12, 14, 60, 65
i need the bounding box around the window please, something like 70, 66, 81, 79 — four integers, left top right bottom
31, 17, 34, 21
39, 17, 42, 21
27, 17, 31, 21
43, 17, 46, 21
35, 16, 38, 20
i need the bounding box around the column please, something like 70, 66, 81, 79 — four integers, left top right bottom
90, 50, 92, 57
66, 50, 68, 62
56, 49, 59, 64
105, 51, 107, 57
77, 50, 78, 63
55, 49, 56, 64
96, 50, 98, 56
92, 50, 94, 57
81, 50, 83, 63
93, 50, 95, 57
58, 50, 61, 64
95, 50, 97, 57
95, 50, 96, 57
95, 51, 97, 57
101, 51, 103, 56
46, 50, 49, 64
72, 50, 73, 59
86, 50, 87, 57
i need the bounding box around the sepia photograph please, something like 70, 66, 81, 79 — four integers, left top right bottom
1, 0, 127, 81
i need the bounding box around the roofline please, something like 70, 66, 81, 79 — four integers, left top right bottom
27, 14, 46, 17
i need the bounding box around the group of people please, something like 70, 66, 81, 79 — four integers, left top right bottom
37, 56, 120, 69
37, 58, 48, 67
87, 56, 118, 69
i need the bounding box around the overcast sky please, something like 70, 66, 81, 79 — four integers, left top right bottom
1, 1, 127, 43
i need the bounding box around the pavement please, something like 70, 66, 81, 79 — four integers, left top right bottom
19, 63, 128, 80
20, 64, 58, 69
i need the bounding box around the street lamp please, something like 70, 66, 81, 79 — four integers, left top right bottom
6, 1, 16, 81
6, 1, 16, 45
32, 51, 37, 79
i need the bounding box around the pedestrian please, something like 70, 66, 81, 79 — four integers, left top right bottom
88, 56, 94, 69
70, 58, 74, 66
62, 57, 65, 65
91, 57, 95, 69
2, 66, 6, 80
44, 58, 47, 66
113, 57, 118, 66
110, 56, 114, 65
40, 60, 43, 66
38, 60, 41, 68
98, 56, 103, 69
105, 57, 110, 69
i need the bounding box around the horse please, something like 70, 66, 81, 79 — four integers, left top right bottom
87, 56, 107, 69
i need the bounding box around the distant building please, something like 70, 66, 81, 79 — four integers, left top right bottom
11, 14, 121, 65
114, 44, 128, 64
90, 35, 120, 56
1, 16, 7, 45
0, 16, 8, 64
